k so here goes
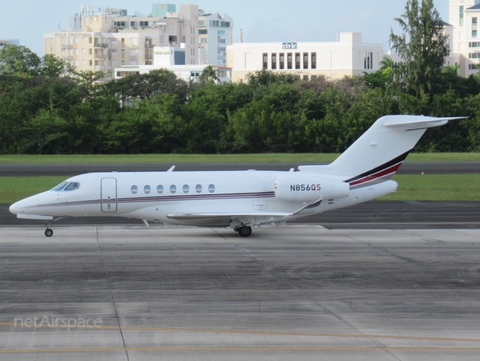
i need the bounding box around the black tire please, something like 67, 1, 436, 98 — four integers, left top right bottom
45, 229, 53, 237
238, 226, 252, 237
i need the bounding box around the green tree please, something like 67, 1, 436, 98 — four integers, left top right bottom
390, 0, 449, 97
0, 44, 41, 76
40, 54, 75, 78
246, 69, 297, 87
73, 70, 109, 100
104, 69, 188, 104
199, 65, 219, 84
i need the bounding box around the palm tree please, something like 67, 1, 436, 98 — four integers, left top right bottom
200, 65, 219, 84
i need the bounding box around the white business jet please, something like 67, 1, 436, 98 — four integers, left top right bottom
10, 115, 462, 237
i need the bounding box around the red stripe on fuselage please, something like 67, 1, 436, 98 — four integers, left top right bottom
349, 162, 403, 187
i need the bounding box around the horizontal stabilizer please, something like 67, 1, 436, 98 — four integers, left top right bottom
383, 116, 467, 129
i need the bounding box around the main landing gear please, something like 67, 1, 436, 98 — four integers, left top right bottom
235, 226, 252, 237
44, 224, 53, 237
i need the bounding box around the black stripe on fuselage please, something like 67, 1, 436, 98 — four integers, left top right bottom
345, 149, 411, 184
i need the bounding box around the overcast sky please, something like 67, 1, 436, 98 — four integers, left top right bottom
1, 0, 449, 56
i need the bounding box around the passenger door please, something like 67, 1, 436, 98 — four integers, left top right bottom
101, 178, 117, 212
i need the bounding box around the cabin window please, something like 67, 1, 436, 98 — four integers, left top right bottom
195, 184, 202, 193
183, 184, 189, 193
64, 182, 80, 191
208, 184, 215, 193
52, 182, 68, 191
131, 185, 138, 194
144, 185, 151, 194
170, 185, 177, 194
157, 185, 164, 194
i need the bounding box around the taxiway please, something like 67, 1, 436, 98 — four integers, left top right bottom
0, 226, 479, 360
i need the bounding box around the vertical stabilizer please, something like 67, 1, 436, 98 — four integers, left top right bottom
299, 115, 464, 183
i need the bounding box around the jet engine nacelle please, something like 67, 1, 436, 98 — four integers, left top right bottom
274, 173, 350, 202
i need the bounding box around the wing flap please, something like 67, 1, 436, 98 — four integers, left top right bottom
167, 211, 292, 220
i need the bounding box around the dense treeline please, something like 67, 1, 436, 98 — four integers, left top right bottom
1, 0, 480, 157
1, 65, 479, 154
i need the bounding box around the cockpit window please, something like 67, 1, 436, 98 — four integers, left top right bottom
52, 181, 68, 191
52, 181, 80, 192
64, 182, 80, 191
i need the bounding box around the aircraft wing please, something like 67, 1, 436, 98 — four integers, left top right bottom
167, 196, 324, 224
167, 211, 292, 220
166, 211, 292, 227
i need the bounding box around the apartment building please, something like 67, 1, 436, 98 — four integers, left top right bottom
44, 4, 200, 80
448, 0, 480, 76
227, 33, 383, 82
198, 10, 233, 66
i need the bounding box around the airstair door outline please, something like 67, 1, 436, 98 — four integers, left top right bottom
101, 178, 117, 212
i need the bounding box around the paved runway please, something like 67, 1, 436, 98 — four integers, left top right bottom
0, 226, 479, 360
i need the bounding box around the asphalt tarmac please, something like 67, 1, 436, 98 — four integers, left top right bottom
0, 226, 479, 360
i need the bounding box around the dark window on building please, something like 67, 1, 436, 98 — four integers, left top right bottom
263, 53, 268, 70
279, 53, 285, 69
287, 53, 293, 69
295, 53, 301, 69
311, 52, 317, 69
271, 53, 277, 70
364, 52, 373, 70
303, 52, 308, 69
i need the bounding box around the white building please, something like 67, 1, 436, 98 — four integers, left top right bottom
44, 4, 209, 80
0, 39, 20, 50
448, 0, 480, 76
114, 46, 232, 83
198, 10, 233, 66
227, 33, 383, 82
44, 4, 235, 80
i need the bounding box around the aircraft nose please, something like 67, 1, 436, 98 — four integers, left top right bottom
9, 201, 22, 215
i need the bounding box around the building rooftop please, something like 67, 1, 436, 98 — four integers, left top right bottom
467, 4, 480, 10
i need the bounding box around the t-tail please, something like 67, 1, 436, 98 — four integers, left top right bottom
299, 115, 465, 190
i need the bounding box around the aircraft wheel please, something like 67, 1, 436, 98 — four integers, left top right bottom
45, 229, 53, 237
238, 226, 252, 237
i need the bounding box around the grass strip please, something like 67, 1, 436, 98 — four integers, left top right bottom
0, 153, 479, 164
1, 174, 478, 204
380, 174, 480, 201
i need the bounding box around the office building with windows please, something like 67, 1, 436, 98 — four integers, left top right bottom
448, 0, 480, 76
227, 33, 383, 82
44, 4, 203, 80
198, 10, 233, 66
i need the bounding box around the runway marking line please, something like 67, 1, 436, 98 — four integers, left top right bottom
1, 347, 480, 354
1, 321, 480, 343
